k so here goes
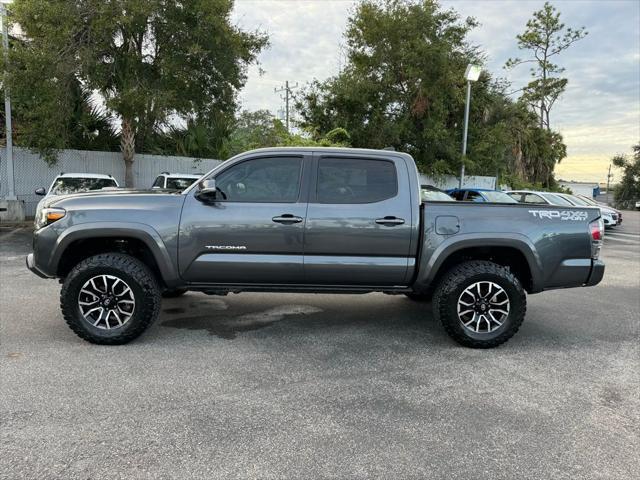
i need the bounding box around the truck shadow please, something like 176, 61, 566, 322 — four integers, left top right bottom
158, 293, 440, 342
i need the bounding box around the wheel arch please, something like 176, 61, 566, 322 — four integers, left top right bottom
415, 234, 543, 293
51, 222, 180, 287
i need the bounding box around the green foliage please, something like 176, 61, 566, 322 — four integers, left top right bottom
223, 110, 349, 159
3, 0, 267, 180
505, 2, 587, 129
295, 0, 566, 187
613, 144, 640, 209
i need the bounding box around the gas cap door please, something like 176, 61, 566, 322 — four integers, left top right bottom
435, 215, 460, 235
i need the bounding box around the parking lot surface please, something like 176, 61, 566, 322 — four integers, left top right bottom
1, 212, 639, 479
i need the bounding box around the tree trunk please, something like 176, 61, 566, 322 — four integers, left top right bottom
120, 117, 136, 188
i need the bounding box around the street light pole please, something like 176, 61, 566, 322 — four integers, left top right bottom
459, 80, 471, 189
1, 1, 16, 200
459, 64, 481, 189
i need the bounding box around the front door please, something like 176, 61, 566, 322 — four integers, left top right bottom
179, 154, 309, 284
303, 153, 413, 286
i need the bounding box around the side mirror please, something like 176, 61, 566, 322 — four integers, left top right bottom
35, 187, 46, 196
195, 179, 218, 202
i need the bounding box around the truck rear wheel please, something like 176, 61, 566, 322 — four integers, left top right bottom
60, 253, 161, 345
433, 260, 526, 348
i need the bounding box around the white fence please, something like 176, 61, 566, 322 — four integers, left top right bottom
418, 174, 497, 190
0, 148, 222, 216
1, 147, 497, 217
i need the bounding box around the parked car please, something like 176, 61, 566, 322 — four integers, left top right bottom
151, 172, 202, 191
446, 188, 519, 204
420, 185, 454, 202
575, 194, 622, 226
34, 173, 119, 216
27, 147, 604, 349
35, 173, 119, 199
555, 193, 619, 228
506, 190, 575, 207
636, 200, 640, 210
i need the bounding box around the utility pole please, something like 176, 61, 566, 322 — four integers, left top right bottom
274, 80, 298, 132
1, 1, 16, 200
606, 162, 613, 205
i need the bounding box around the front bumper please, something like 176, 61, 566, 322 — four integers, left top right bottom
585, 259, 605, 287
26, 253, 52, 279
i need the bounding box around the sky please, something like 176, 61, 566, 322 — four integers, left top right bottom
231, 0, 640, 184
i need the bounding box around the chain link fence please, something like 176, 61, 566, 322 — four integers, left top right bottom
0, 148, 222, 217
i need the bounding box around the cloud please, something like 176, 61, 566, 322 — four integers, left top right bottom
232, 0, 640, 182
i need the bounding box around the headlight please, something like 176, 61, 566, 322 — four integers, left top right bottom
35, 207, 66, 230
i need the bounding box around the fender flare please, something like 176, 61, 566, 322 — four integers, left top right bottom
49, 222, 180, 286
414, 233, 544, 293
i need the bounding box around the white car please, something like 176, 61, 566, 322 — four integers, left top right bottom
555, 193, 619, 229
636, 200, 640, 210
505, 190, 576, 207
575, 194, 622, 226
34, 173, 120, 224
35, 173, 119, 200
151, 172, 202, 191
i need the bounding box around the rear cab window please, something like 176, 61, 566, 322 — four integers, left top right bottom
316, 158, 397, 204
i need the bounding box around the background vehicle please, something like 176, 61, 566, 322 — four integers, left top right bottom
27, 147, 605, 349
636, 200, 640, 210
34, 173, 119, 215
506, 190, 574, 206
420, 185, 455, 202
556, 193, 619, 228
151, 172, 202, 191
446, 188, 518, 203
35, 173, 119, 198
575, 194, 622, 226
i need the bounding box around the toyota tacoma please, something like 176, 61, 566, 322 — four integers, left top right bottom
27, 147, 605, 348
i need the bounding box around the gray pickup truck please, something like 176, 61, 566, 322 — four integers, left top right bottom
27, 147, 605, 348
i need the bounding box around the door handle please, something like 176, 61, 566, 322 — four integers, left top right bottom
272, 214, 303, 224
375, 216, 405, 226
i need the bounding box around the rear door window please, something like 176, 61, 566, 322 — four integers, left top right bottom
316, 158, 397, 204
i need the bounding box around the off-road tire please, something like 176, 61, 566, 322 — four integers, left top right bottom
60, 253, 161, 345
433, 260, 526, 348
162, 288, 188, 298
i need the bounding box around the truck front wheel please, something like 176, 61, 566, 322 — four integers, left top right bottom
433, 260, 526, 348
60, 253, 161, 345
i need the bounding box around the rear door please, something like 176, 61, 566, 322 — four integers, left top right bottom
179, 154, 310, 284
303, 152, 413, 286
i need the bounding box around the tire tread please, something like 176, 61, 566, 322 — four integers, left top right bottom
60, 253, 160, 345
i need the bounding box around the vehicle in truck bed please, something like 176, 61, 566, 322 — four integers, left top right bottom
27, 147, 605, 348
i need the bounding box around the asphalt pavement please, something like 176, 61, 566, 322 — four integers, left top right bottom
1, 212, 639, 479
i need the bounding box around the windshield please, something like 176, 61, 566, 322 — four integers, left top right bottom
166, 177, 198, 190
50, 177, 118, 195
576, 195, 598, 206
564, 195, 590, 206
422, 190, 454, 202
544, 193, 574, 206
481, 191, 519, 203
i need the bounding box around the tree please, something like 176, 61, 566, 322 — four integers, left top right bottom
613, 144, 640, 209
296, 0, 528, 178
3, 0, 267, 186
505, 2, 587, 130
225, 110, 350, 158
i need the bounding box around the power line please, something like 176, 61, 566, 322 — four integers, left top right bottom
274, 80, 298, 132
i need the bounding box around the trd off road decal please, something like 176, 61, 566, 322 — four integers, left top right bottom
528, 210, 589, 221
